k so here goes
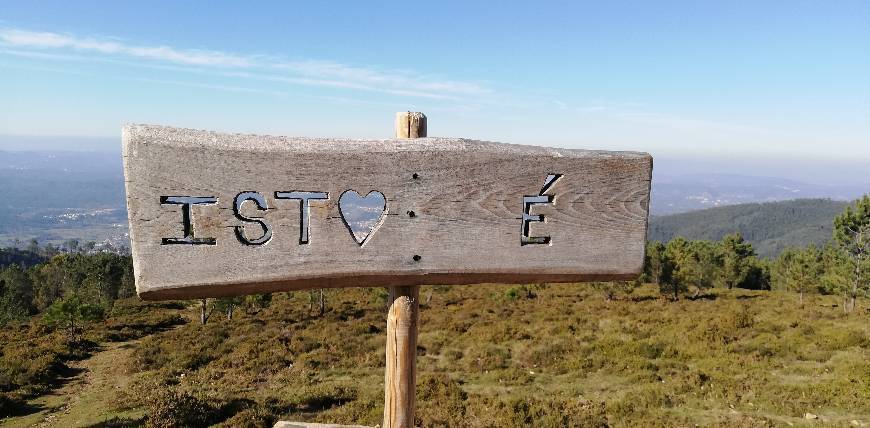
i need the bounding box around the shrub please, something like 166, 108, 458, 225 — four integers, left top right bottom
468, 396, 608, 428
0, 335, 67, 396
416, 373, 467, 426
463, 344, 511, 370
146, 389, 215, 428
0, 392, 26, 417
286, 383, 357, 412
818, 327, 868, 350
220, 406, 275, 428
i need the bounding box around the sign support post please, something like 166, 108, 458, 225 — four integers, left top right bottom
382, 112, 426, 428
384, 284, 420, 428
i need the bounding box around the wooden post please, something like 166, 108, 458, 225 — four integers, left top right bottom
395, 111, 427, 139
384, 285, 419, 428
383, 112, 425, 428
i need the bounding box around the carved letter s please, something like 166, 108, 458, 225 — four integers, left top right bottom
234, 192, 273, 245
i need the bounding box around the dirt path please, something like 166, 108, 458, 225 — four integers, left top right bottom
2, 339, 146, 428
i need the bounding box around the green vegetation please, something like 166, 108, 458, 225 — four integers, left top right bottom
0, 246, 47, 268
0, 249, 133, 325
0, 196, 866, 426
0, 299, 185, 413
645, 233, 771, 302
4, 286, 866, 427
832, 195, 870, 312
649, 198, 849, 257
773, 245, 823, 304
41, 295, 106, 344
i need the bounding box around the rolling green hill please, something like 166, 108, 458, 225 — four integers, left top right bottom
648, 198, 850, 258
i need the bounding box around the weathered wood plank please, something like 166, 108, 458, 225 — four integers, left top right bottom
123, 124, 652, 299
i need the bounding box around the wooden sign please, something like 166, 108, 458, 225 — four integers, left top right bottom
123, 124, 652, 300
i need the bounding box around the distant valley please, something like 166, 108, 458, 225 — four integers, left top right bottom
0, 151, 128, 249
651, 172, 866, 215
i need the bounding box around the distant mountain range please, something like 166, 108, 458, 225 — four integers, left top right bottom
0, 150, 866, 254
651, 173, 867, 215
649, 198, 849, 258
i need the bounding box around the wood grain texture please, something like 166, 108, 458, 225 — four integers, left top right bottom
383, 286, 419, 428
384, 112, 424, 428
395, 112, 427, 139
123, 124, 652, 299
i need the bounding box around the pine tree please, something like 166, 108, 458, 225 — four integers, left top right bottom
0, 265, 35, 323
720, 233, 755, 289
41, 294, 104, 344
644, 241, 669, 285
773, 245, 822, 305
832, 195, 870, 312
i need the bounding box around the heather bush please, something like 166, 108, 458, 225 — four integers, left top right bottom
146, 389, 215, 428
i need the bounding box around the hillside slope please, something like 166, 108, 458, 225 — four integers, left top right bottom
5, 286, 868, 427
648, 198, 849, 257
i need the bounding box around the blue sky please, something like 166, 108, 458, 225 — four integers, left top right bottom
1, 1, 868, 163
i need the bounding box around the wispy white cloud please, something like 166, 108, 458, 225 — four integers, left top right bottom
130, 77, 286, 97
275, 60, 489, 96
0, 28, 490, 100
0, 47, 456, 100
0, 57, 290, 98
0, 29, 253, 66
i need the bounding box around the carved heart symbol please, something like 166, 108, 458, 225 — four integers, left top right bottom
339, 190, 387, 245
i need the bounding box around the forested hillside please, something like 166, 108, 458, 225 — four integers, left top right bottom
648, 199, 849, 258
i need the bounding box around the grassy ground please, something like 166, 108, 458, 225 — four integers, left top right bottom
5, 341, 147, 428
1, 284, 868, 427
